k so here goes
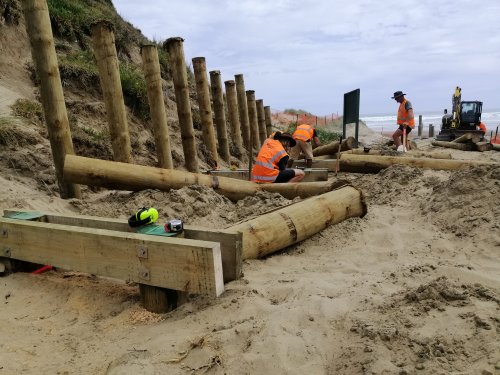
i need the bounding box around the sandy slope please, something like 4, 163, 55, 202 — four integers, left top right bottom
1, 131, 499, 374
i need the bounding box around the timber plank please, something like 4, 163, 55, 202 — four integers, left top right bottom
0, 218, 224, 297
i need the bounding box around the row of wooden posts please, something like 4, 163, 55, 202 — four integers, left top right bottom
22, 0, 274, 200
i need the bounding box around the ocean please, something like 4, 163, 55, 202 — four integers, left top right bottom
360, 110, 500, 136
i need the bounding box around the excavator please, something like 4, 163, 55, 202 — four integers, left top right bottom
437, 86, 484, 141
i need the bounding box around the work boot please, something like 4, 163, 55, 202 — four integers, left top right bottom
286, 159, 294, 168
306, 159, 313, 168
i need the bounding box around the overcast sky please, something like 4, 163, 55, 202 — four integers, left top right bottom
113, 0, 500, 116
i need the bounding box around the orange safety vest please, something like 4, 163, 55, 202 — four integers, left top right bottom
293, 124, 314, 141
397, 99, 415, 128
251, 139, 287, 183
479, 122, 486, 133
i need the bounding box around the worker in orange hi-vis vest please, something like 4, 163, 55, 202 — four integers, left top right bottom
287, 123, 321, 168
251, 132, 305, 183
391, 91, 415, 151
478, 121, 487, 135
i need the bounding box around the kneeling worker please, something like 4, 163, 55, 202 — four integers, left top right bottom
251, 132, 305, 183
287, 123, 321, 168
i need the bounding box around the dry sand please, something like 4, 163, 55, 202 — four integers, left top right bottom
1, 129, 499, 374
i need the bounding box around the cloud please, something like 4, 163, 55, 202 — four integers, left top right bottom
113, 0, 500, 114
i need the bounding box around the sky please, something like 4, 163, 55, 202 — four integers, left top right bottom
112, 0, 500, 116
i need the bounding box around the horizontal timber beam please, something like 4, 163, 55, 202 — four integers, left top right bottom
0, 217, 224, 297
208, 168, 329, 182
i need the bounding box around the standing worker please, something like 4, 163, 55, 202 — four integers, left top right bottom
251, 132, 305, 183
391, 91, 415, 150
478, 121, 487, 135
287, 123, 321, 168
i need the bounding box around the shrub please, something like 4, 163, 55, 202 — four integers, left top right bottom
0, 117, 39, 147
10, 99, 44, 123
119, 62, 149, 120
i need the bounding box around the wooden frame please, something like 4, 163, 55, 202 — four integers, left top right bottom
0, 217, 223, 297
2, 210, 241, 283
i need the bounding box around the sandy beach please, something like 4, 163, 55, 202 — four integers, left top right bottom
1, 5, 499, 374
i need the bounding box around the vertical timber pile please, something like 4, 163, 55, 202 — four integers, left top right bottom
256, 99, 267, 145
264, 105, 273, 137
210, 70, 230, 163
90, 21, 132, 163
418, 114, 423, 137
192, 57, 218, 168
164, 37, 199, 172
235, 74, 251, 152
224, 80, 245, 160
140, 44, 173, 169
21, 0, 81, 199
246, 90, 260, 151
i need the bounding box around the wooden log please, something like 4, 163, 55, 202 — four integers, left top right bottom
224, 80, 245, 160
229, 186, 367, 259
0, 217, 224, 297
141, 44, 173, 169
164, 38, 199, 172
63, 155, 341, 201
90, 21, 133, 164
209, 71, 230, 163
474, 142, 493, 152
293, 155, 497, 173
3, 209, 242, 283
264, 106, 273, 138
431, 140, 472, 151
344, 149, 453, 159
139, 284, 181, 313
256, 99, 267, 145
313, 136, 356, 157
21, 0, 81, 198
235, 74, 251, 151
246, 90, 260, 150
209, 168, 329, 182
193, 57, 218, 167
452, 133, 481, 144
492, 143, 500, 152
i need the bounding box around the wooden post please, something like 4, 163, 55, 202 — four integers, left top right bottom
21, 0, 81, 199
264, 106, 273, 137
209, 70, 230, 163
90, 21, 132, 164
246, 90, 260, 150
235, 74, 251, 152
296, 114, 299, 125
315, 116, 318, 127
418, 115, 423, 137
429, 124, 434, 138
224, 80, 245, 160
192, 57, 218, 167
256, 99, 267, 144
140, 44, 173, 169
164, 38, 199, 172
256, 99, 267, 145
229, 186, 367, 259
